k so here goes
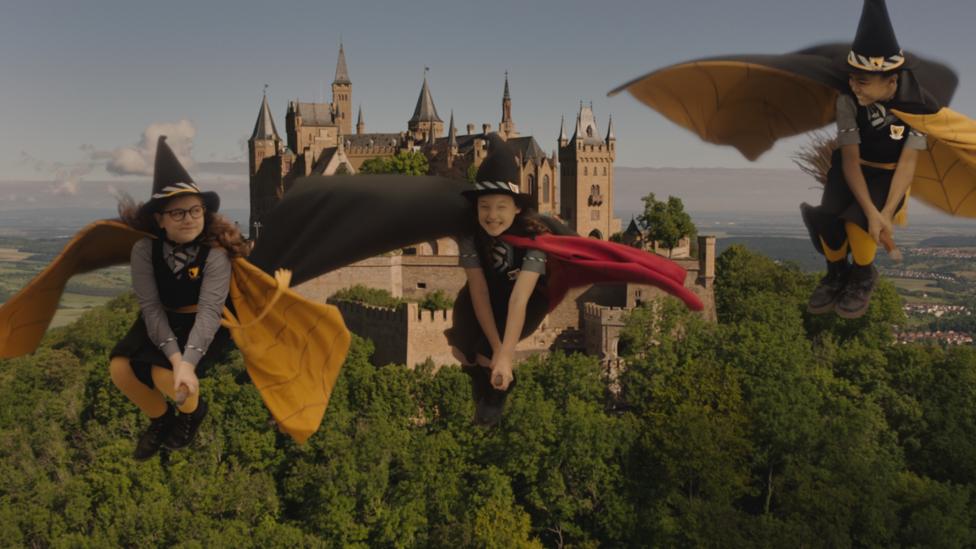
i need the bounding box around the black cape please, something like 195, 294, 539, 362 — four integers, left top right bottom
249, 175, 473, 285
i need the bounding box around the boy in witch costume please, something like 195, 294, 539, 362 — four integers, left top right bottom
801, 0, 928, 318
0, 136, 352, 453
611, 0, 976, 320
109, 136, 237, 459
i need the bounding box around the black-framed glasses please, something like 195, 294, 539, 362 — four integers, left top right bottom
163, 205, 205, 221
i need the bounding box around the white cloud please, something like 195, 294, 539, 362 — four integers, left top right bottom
107, 120, 197, 177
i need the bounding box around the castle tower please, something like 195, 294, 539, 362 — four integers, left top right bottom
559, 102, 620, 239
356, 105, 364, 135
332, 43, 352, 136
248, 91, 281, 177
248, 91, 287, 241
499, 71, 518, 138
285, 99, 302, 154
408, 70, 443, 141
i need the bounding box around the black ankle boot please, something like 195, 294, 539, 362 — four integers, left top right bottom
835, 263, 879, 319
163, 397, 208, 451
808, 259, 851, 314
134, 404, 175, 461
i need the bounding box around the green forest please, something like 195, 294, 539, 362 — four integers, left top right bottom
1, 245, 974, 548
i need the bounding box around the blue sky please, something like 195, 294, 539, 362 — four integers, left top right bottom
2, 0, 975, 190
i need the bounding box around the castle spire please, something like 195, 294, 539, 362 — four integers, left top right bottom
572, 103, 583, 140
500, 71, 517, 137
606, 114, 615, 141
448, 110, 458, 149
356, 105, 364, 134
333, 42, 350, 85
409, 69, 443, 124
558, 115, 567, 142
250, 89, 280, 142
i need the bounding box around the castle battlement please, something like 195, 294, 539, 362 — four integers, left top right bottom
328, 299, 407, 323
583, 303, 629, 324
411, 303, 453, 325
346, 145, 399, 155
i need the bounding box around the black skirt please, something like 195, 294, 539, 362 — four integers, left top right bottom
445, 282, 549, 365
110, 311, 232, 389
812, 150, 906, 250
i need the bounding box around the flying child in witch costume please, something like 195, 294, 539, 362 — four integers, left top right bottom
610, 0, 976, 319
247, 134, 704, 426
108, 137, 238, 459
450, 136, 704, 424
0, 137, 351, 456
447, 138, 556, 423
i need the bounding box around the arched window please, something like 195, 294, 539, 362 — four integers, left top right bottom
583, 166, 588, 176
603, 166, 607, 176
586, 125, 593, 137
528, 174, 537, 197
542, 175, 550, 203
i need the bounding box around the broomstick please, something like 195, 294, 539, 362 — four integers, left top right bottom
793, 132, 903, 263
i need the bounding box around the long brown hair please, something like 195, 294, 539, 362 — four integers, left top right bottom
117, 193, 250, 258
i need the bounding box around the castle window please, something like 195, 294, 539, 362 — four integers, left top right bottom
586, 125, 593, 137
542, 175, 550, 202
583, 166, 588, 176
417, 282, 427, 289
603, 166, 607, 176
528, 174, 537, 197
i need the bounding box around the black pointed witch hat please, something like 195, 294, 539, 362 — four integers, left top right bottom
844, 0, 912, 73
462, 133, 535, 209
140, 136, 220, 216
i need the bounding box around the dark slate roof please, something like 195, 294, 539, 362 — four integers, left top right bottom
409, 77, 442, 124
296, 102, 336, 126
625, 217, 644, 236
250, 94, 280, 141
312, 147, 337, 173
333, 44, 351, 85
507, 136, 547, 162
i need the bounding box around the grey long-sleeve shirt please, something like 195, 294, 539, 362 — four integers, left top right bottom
130, 238, 231, 367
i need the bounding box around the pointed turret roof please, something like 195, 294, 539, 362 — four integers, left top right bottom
448, 111, 458, 148
356, 105, 363, 126
625, 216, 643, 236
409, 74, 443, 123
333, 43, 351, 85
503, 71, 511, 101
572, 102, 604, 145
606, 114, 615, 141
558, 115, 567, 141
250, 93, 280, 141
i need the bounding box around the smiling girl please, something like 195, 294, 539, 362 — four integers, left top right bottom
110, 136, 248, 460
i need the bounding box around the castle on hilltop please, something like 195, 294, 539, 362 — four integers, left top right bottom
246, 44, 715, 368
247, 44, 620, 241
